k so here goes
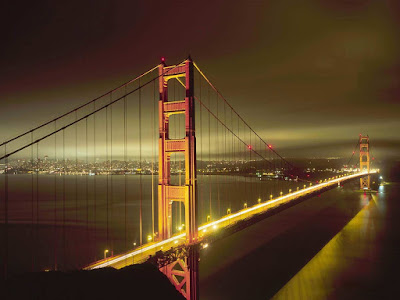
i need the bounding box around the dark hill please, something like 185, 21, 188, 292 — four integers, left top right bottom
1, 263, 185, 300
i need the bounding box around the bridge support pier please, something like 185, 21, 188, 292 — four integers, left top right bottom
158, 245, 199, 299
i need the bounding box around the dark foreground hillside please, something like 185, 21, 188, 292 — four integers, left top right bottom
1, 263, 184, 300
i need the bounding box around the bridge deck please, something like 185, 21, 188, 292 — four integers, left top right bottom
86, 172, 375, 270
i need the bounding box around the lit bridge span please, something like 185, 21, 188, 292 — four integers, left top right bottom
0, 57, 376, 299
87, 171, 376, 271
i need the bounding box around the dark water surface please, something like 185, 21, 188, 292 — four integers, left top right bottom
2, 166, 399, 299
0, 174, 302, 277
199, 177, 400, 299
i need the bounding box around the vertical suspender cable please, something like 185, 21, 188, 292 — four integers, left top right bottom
75, 111, 78, 231
110, 96, 114, 254
124, 85, 127, 254
75, 111, 78, 268
151, 79, 155, 239
231, 108, 235, 212
208, 86, 211, 221
106, 104, 109, 251
62, 130, 66, 269
224, 98, 227, 219
86, 117, 89, 260
178, 82, 182, 229
199, 75, 203, 221
36, 142, 39, 269
54, 121, 57, 270
173, 81, 177, 232
249, 129, 252, 200
216, 92, 220, 219
93, 102, 97, 260
4, 145, 8, 278
31, 133, 34, 271
139, 78, 143, 246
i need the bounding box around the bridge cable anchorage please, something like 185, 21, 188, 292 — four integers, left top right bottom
0, 60, 187, 161
0, 65, 160, 148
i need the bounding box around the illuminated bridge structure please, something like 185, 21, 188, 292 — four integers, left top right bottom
0, 58, 377, 299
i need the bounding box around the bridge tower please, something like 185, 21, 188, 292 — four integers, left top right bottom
359, 135, 370, 190
158, 58, 199, 300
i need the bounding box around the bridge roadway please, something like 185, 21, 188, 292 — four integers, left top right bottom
86, 171, 375, 270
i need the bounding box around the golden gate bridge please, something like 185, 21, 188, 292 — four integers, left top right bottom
0, 57, 376, 299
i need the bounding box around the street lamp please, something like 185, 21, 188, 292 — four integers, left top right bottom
227, 208, 231, 214
104, 249, 109, 260
244, 203, 247, 209
147, 235, 152, 242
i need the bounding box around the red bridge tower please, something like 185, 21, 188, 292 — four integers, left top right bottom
158, 58, 198, 300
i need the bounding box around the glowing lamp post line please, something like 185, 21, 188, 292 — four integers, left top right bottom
89, 171, 375, 270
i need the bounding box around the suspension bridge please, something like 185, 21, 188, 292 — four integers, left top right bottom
0, 58, 376, 299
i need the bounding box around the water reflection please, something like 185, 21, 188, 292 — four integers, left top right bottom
272, 193, 381, 300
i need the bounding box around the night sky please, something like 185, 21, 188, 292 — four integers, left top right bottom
1, 0, 399, 159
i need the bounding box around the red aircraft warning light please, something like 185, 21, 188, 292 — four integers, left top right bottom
247, 145, 252, 150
